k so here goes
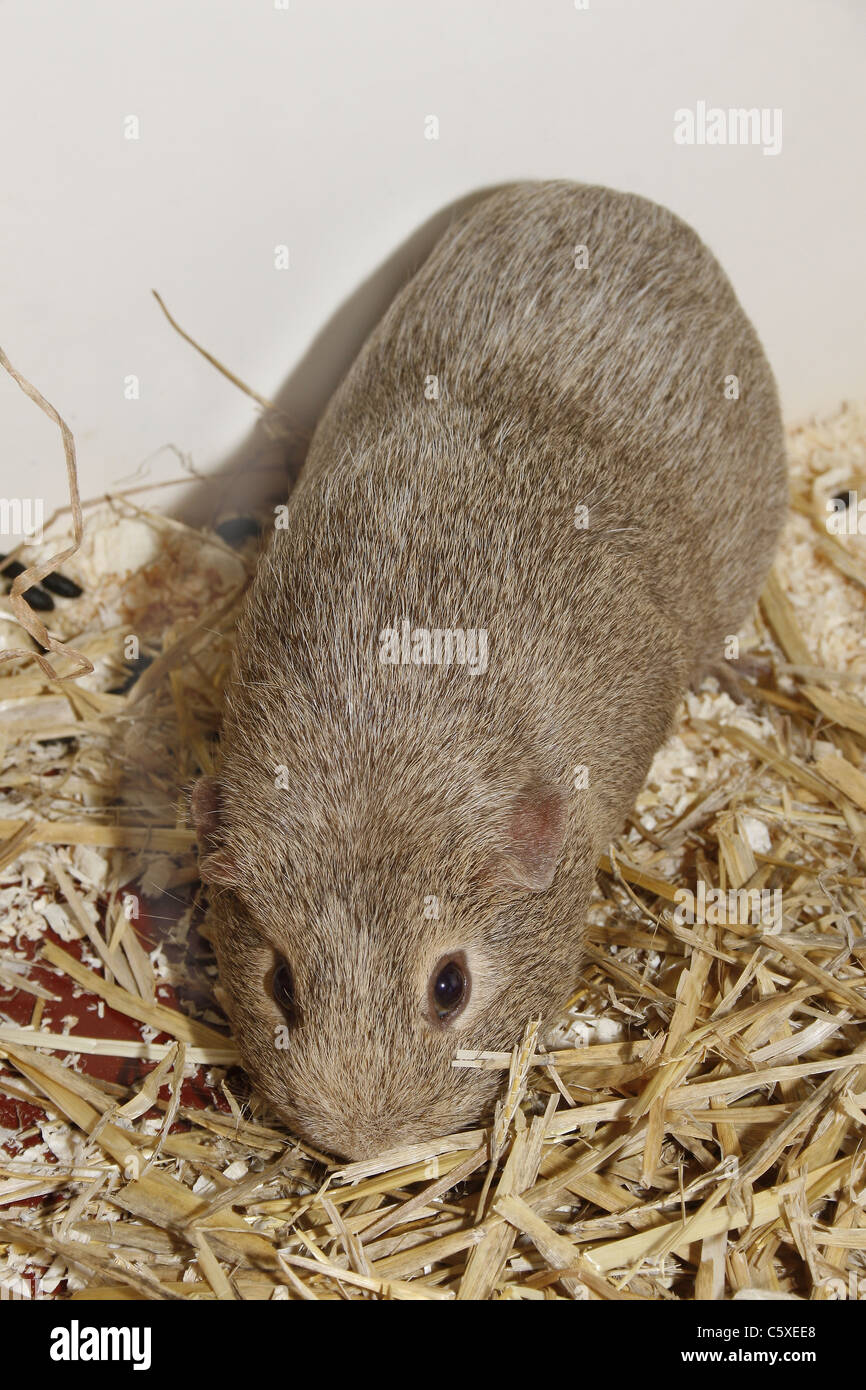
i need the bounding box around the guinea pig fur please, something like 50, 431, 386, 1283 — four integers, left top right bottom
192, 181, 787, 1161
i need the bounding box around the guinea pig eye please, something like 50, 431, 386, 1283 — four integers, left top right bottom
272, 960, 296, 1018
429, 953, 470, 1024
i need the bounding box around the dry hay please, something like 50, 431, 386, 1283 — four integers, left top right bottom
1, 362, 865, 1301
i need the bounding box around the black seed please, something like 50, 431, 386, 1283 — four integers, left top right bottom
18, 585, 54, 612
215, 516, 262, 547
831, 490, 854, 510
1, 554, 82, 600
41, 571, 83, 599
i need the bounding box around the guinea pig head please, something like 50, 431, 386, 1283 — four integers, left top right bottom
191, 764, 591, 1161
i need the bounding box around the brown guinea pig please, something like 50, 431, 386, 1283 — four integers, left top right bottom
192, 181, 787, 1160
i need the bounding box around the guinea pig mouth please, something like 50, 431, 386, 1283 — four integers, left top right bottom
298, 1123, 420, 1164
281, 1105, 423, 1163
278, 1079, 501, 1164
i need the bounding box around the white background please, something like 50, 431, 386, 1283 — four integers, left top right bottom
1, 0, 864, 528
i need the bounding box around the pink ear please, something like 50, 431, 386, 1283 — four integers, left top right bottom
489, 781, 567, 892
190, 777, 223, 846
190, 778, 242, 888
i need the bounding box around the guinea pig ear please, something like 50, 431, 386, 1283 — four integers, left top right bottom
485, 780, 567, 892
190, 777, 243, 888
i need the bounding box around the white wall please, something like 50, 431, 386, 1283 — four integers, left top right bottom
1, 0, 864, 530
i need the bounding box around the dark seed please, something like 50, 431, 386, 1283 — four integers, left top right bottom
0, 554, 83, 599
215, 516, 262, 547
18, 585, 55, 612
41, 571, 83, 599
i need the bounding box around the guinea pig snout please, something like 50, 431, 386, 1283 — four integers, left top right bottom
287, 1066, 496, 1162
328, 1125, 399, 1163
294, 1106, 424, 1162
284, 1074, 457, 1160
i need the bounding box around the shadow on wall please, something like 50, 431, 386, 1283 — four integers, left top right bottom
171, 184, 510, 529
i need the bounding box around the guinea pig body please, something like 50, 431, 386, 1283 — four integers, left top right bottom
194, 181, 787, 1160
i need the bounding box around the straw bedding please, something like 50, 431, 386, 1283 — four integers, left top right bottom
0, 369, 864, 1300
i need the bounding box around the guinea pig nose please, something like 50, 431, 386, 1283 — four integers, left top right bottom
328, 1114, 402, 1162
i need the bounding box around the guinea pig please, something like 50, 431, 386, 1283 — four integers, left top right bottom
191, 180, 787, 1161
